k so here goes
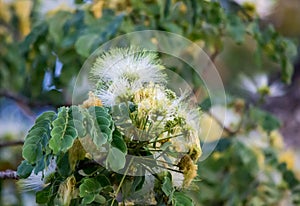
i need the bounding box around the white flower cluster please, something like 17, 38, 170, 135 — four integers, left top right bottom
92, 47, 200, 149
92, 47, 202, 187
91, 48, 166, 106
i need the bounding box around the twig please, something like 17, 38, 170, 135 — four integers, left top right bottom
0, 90, 69, 108
0, 90, 31, 106
210, 49, 219, 63
110, 157, 134, 206
0, 90, 35, 117
148, 133, 184, 144
207, 111, 236, 136
0, 140, 24, 148
0, 170, 19, 180
0, 90, 70, 119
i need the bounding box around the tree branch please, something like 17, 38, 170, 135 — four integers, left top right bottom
0, 170, 19, 180
0, 140, 24, 148
0, 89, 70, 116
207, 111, 240, 136
0, 89, 71, 107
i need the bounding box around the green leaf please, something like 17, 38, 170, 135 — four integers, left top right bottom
111, 103, 133, 129
250, 107, 281, 133
281, 58, 294, 84
93, 132, 108, 147
131, 175, 145, 192
49, 107, 79, 154
162, 176, 173, 197
48, 11, 71, 43
107, 146, 126, 171
82, 194, 95, 205
86, 106, 113, 148
199, 98, 212, 111
69, 106, 86, 137
35, 111, 57, 123
34, 157, 47, 175
111, 131, 127, 154
20, 110, 56, 176
75, 34, 99, 57
79, 178, 102, 197
121, 179, 133, 199
17, 160, 34, 178
36, 185, 52, 204
226, 14, 245, 43
278, 163, 300, 188
215, 138, 232, 152
96, 175, 111, 187
57, 152, 71, 177
61, 135, 75, 150
96, 116, 111, 126
90, 14, 125, 52
234, 142, 257, 168
48, 135, 61, 154
22, 143, 42, 164
173, 192, 194, 206
20, 23, 48, 54
94, 194, 106, 204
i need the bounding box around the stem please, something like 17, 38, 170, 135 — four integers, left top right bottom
148, 133, 183, 144
142, 149, 162, 152
141, 159, 182, 174
0, 170, 18, 180
138, 115, 149, 141
141, 157, 177, 167
146, 117, 166, 139
110, 157, 134, 206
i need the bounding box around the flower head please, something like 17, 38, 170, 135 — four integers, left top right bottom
88, 47, 202, 187
233, 0, 276, 18
239, 74, 285, 99
96, 77, 138, 106
91, 47, 166, 106
177, 154, 198, 187
18, 159, 56, 192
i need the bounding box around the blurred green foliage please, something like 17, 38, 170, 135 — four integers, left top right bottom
0, 0, 297, 105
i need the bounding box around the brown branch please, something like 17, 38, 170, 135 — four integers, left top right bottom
210, 49, 219, 63
0, 90, 70, 118
0, 90, 28, 105
0, 90, 44, 108
0, 170, 19, 180
0, 140, 24, 148
0, 89, 71, 107
0, 90, 36, 118
207, 111, 237, 136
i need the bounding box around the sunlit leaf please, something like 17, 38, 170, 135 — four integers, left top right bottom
107, 146, 126, 171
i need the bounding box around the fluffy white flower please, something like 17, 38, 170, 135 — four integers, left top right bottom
92, 47, 166, 85
96, 77, 140, 106
18, 160, 56, 192
91, 48, 167, 106
240, 74, 285, 98
233, 0, 276, 17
